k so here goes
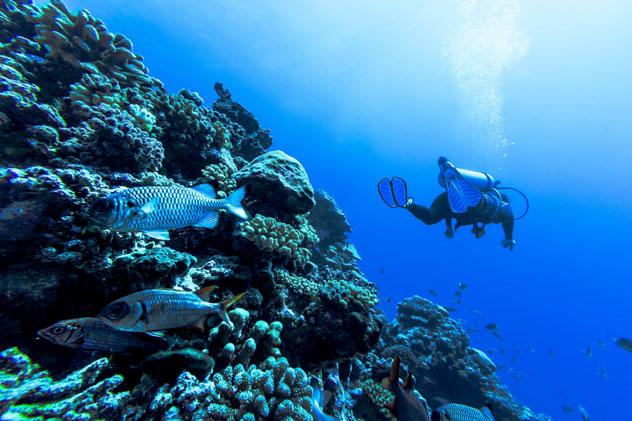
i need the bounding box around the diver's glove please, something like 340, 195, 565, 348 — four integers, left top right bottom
501, 239, 516, 251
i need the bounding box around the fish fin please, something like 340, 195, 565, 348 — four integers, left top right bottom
219, 292, 247, 327
481, 403, 495, 420
224, 186, 249, 220
144, 331, 165, 338
389, 356, 400, 386
403, 373, 415, 390
192, 183, 216, 198
192, 317, 207, 332
140, 197, 160, 215
193, 212, 219, 229
144, 230, 170, 241
195, 285, 217, 301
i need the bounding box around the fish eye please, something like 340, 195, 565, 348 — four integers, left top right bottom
92, 198, 113, 214
51, 325, 67, 335
104, 301, 130, 320
126, 200, 136, 208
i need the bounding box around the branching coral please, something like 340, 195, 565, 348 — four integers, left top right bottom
150, 357, 312, 420
274, 267, 320, 298
236, 214, 312, 269
323, 278, 379, 310
0, 347, 130, 420
201, 162, 237, 196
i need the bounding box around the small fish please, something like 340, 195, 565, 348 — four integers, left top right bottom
91, 184, 248, 240
428, 289, 438, 297
385, 296, 392, 303
491, 331, 504, 340
454, 290, 463, 298
458, 281, 468, 291
596, 339, 605, 349
432, 403, 494, 421
583, 345, 592, 358
614, 337, 632, 353
38, 317, 167, 353
547, 348, 555, 358
379, 267, 385, 274
99, 287, 245, 332
561, 405, 574, 413
598, 365, 607, 380
485, 323, 499, 332
578, 405, 590, 421
468, 308, 485, 318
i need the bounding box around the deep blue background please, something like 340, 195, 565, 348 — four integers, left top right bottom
60, 1, 632, 418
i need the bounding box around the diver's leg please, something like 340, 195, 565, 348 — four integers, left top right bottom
444, 217, 454, 238
499, 204, 515, 250
407, 193, 450, 225
406, 203, 442, 225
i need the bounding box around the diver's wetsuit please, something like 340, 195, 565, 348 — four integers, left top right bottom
407, 191, 514, 241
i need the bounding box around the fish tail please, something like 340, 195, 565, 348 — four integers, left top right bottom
223, 186, 249, 220
218, 292, 246, 327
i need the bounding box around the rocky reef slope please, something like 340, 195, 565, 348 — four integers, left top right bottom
0, 1, 547, 420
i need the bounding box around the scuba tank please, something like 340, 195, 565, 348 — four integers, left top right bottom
436, 156, 529, 220
437, 157, 498, 192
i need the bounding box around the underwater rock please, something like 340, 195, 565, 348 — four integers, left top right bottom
142, 348, 214, 382
307, 190, 352, 249
235, 150, 315, 216
213, 82, 273, 161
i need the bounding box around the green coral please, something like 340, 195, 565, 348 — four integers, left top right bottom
68, 73, 123, 115
236, 214, 312, 269
205, 357, 312, 420
0, 347, 130, 420
201, 162, 237, 195
359, 379, 396, 420
323, 278, 379, 309
295, 214, 319, 248
274, 267, 320, 298
208, 308, 283, 366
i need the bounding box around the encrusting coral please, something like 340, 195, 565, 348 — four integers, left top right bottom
0, 1, 548, 420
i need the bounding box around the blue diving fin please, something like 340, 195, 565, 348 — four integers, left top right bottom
443, 168, 482, 213
378, 178, 397, 208
390, 177, 408, 208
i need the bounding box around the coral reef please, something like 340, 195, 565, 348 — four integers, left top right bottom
0, 1, 546, 420
372, 296, 550, 420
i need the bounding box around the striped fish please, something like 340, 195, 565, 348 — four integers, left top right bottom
38, 317, 167, 353
432, 404, 495, 421
91, 184, 248, 240
98, 287, 245, 332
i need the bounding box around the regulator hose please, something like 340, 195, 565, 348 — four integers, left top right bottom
497, 186, 530, 220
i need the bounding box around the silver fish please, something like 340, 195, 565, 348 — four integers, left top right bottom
91, 184, 248, 240
432, 404, 495, 421
38, 317, 167, 353
98, 287, 245, 332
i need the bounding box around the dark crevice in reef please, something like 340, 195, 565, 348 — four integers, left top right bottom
0, 1, 549, 419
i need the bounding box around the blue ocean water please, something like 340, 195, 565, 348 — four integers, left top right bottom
61, 0, 632, 418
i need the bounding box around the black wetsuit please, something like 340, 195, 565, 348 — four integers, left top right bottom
407, 191, 514, 241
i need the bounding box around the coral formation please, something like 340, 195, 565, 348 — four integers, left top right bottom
0, 1, 546, 420
0, 347, 129, 420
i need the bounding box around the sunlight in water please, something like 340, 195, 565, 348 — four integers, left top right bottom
443, 0, 529, 158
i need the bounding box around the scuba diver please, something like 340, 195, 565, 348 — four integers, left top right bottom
378, 157, 529, 251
